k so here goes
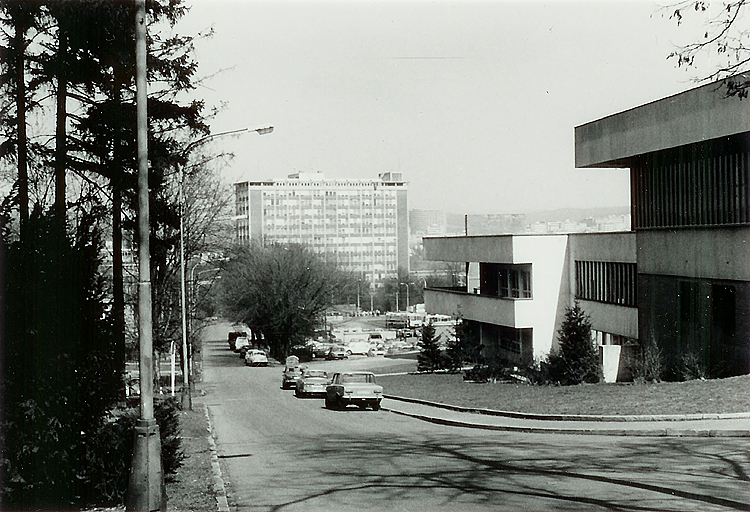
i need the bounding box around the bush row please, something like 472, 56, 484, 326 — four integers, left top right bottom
1, 396, 184, 509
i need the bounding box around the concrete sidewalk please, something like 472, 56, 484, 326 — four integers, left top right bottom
382, 395, 750, 437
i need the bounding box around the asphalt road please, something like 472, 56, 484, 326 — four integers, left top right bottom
200, 322, 750, 512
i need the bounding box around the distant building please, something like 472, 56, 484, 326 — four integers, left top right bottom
465, 213, 527, 235
410, 209, 447, 236
234, 172, 408, 282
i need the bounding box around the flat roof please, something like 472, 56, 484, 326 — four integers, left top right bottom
575, 75, 750, 168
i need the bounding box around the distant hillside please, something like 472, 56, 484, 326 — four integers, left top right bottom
446, 206, 630, 234
522, 206, 630, 226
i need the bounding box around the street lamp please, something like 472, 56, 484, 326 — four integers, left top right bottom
179, 126, 272, 410
400, 282, 409, 312
127, 2, 164, 510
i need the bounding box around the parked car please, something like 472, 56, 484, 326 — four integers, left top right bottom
311, 342, 332, 359
295, 369, 329, 397
346, 340, 373, 356
228, 331, 248, 351
325, 372, 383, 410
234, 335, 250, 355
326, 345, 348, 360
282, 365, 305, 389
244, 349, 268, 366
367, 344, 386, 357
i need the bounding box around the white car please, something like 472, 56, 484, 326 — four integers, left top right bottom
346, 340, 373, 356
295, 369, 330, 397
325, 372, 383, 410
244, 349, 268, 366
235, 335, 250, 354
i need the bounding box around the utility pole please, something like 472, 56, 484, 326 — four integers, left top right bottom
127, 1, 165, 510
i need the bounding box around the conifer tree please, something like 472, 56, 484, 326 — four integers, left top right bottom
417, 320, 443, 373
548, 302, 601, 385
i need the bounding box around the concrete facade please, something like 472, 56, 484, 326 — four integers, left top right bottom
424, 232, 637, 377
234, 172, 409, 282
576, 77, 750, 378
575, 78, 750, 169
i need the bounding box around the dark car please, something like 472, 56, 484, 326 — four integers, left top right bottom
325, 345, 348, 360
281, 365, 305, 389
311, 342, 332, 359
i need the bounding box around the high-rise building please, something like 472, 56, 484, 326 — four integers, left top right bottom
409, 209, 447, 236
235, 171, 408, 282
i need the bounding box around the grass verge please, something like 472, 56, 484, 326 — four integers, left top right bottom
166, 402, 216, 512
377, 372, 750, 416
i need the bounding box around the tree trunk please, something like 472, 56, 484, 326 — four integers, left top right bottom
14, 22, 28, 242
112, 83, 126, 397
112, 175, 126, 396
54, 28, 68, 223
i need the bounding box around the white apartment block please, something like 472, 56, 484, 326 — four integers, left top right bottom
235, 171, 409, 282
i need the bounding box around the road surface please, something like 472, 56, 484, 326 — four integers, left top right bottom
200, 322, 750, 512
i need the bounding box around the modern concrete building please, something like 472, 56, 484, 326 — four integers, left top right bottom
424, 78, 750, 381
424, 232, 638, 382
576, 77, 750, 379
234, 171, 409, 282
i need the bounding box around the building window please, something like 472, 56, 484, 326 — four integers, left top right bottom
575, 261, 636, 307
593, 330, 637, 346
631, 140, 750, 229
480, 263, 532, 299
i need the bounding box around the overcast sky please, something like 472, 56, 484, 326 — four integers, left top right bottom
176, 0, 713, 215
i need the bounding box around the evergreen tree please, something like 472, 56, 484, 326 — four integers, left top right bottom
417, 321, 443, 373
445, 316, 465, 373
548, 302, 601, 385
445, 312, 482, 372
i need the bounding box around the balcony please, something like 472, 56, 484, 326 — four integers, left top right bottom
424, 287, 533, 328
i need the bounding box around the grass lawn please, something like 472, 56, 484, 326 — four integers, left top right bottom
166, 404, 216, 512
377, 372, 750, 416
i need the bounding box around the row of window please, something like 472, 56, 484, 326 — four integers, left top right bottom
479, 263, 532, 299
575, 261, 637, 307
632, 141, 750, 229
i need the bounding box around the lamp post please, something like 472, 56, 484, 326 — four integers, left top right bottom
127, 1, 165, 509
178, 126, 272, 410
400, 282, 409, 312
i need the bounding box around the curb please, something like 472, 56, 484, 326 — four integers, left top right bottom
203, 404, 230, 512
384, 394, 750, 423
383, 407, 750, 437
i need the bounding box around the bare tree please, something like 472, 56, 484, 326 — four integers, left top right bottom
667, 0, 750, 96
221, 243, 343, 361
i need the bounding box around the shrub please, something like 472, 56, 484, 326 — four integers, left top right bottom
463, 353, 545, 384
679, 351, 708, 381
155, 397, 185, 478
1, 397, 184, 509
629, 338, 664, 383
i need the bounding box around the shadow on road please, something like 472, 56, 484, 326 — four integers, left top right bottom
248, 432, 750, 511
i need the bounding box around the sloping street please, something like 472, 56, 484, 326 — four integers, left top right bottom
200, 324, 750, 512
